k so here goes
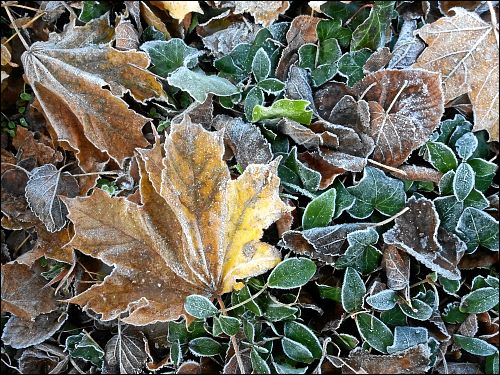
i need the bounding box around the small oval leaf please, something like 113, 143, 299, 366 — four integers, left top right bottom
267, 258, 316, 289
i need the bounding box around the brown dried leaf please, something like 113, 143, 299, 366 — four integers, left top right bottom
276, 15, 320, 80
64, 119, 289, 325
383, 196, 466, 280
438, 1, 483, 15
12, 127, 63, 166
298, 151, 346, 189
21, 15, 164, 169
18, 343, 69, 374
25, 165, 79, 233
153, 1, 204, 21
383, 245, 410, 291
1, 262, 58, 320
340, 344, 431, 374
352, 69, 444, 166
218, 1, 290, 26
414, 8, 499, 141
212, 115, 272, 169
115, 19, 139, 50
278, 119, 338, 150
102, 329, 148, 374
1, 306, 68, 349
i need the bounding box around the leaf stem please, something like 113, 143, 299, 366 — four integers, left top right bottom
2, 162, 32, 176
488, 1, 499, 47
71, 171, 121, 177
223, 284, 268, 312
217, 296, 246, 374
368, 159, 409, 176
368, 206, 409, 227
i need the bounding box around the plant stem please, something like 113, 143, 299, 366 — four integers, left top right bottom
223, 284, 268, 312
368, 206, 409, 227
217, 296, 246, 374
3, 4, 30, 50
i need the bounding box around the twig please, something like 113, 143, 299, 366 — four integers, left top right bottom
217, 296, 246, 374
2, 10, 46, 45
368, 159, 408, 176
2, 162, 32, 176
71, 171, 121, 177
3, 4, 30, 50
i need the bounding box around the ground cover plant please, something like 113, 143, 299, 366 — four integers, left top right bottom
0, 1, 499, 374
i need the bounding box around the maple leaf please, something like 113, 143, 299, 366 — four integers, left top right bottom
64, 118, 289, 325
413, 8, 499, 141
21, 15, 165, 169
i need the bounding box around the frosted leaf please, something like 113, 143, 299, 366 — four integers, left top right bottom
228, 1, 290, 26
455, 132, 478, 161
383, 245, 410, 291
388, 19, 425, 69
414, 8, 499, 141
285, 65, 317, 115
387, 326, 428, 354
453, 163, 475, 202
353, 69, 445, 166
25, 164, 79, 232
278, 119, 338, 150
383, 196, 466, 280
102, 330, 148, 374
366, 289, 398, 311
456, 207, 499, 252
212, 115, 272, 169
202, 22, 260, 58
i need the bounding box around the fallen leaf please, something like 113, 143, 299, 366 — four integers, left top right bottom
339, 344, 431, 374
1, 262, 58, 320
298, 151, 345, 189
350, 1, 395, 51
25, 164, 79, 233
202, 22, 260, 58
388, 19, 425, 69
225, 1, 290, 26
140, 2, 171, 37
438, 1, 483, 15
383, 245, 410, 291
212, 115, 272, 169
102, 329, 148, 374
12, 127, 63, 166
414, 8, 499, 141
21, 15, 164, 168
115, 19, 140, 50
64, 118, 289, 325
383, 196, 467, 280
17, 343, 69, 374
278, 119, 338, 150
352, 69, 444, 166
153, 1, 204, 21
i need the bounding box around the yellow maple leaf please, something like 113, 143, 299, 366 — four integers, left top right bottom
413, 8, 499, 141
64, 118, 290, 325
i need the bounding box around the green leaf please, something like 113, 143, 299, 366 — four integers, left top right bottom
337, 49, 372, 86
442, 302, 468, 324
456, 207, 499, 252
168, 320, 189, 343
284, 321, 322, 359
142, 26, 166, 42
79, 1, 110, 22
468, 158, 497, 192
399, 299, 433, 321
453, 335, 498, 356
317, 283, 342, 303
298, 35, 341, 87
65, 333, 104, 366
387, 326, 428, 354
268, 258, 316, 289
434, 195, 463, 232
251, 348, 271, 374
317, 19, 352, 48
351, 1, 396, 51
257, 78, 285, 94
188, 337, 221, 357
380, 306, 408, 327
302, 188, 336, 230
243, 319, 255, 343
334, 334, 359, 350
184, 295, 218, 319
252, 99, 313, 125
347, 167, 406, 219
336, 227, 382, 274
341, 267, 366, 313
141, 39, 201, 78
170, 340, 182, 366
234, 285, 262, 316
453, 163, 475, 202
486, 353, 499, 375
281, 337, 314, 364
333, 180, 356, 219
279, 147, 321, 193
244, 86, 265, 121
423, 141, 458, 173
439, 170, 455, 195
252, 48, 271, 82
168, 67, 239, 103
460, 287, 499, 313
455, 132, 478, 161
355, 313, 394, 353
434, 114, 472, 145
439, 276, 461, 295
215, 43, 252, 82
366, 289, 398, 311
218, 315, 241, 336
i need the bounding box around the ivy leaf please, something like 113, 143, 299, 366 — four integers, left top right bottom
259, 78, 286, 95
355, 313, 394, 353
387, 326, 428, 354
341, 267, 366, 313
252, 48, 271, 82
347, 167, 406, 219
453, 335, 499, 357
338, 49, 372, 86
267, 258, 316, 289
64, 119, 289, 325
79, 1, 110, 22
184, 295, 219, 319
336, 227, 382, 274
252, 99, 314, 125
453, 163, 475, 202
456, 207, 499, 252
244, 86, 265, 121
302, 188, 336, 230
351, 1, 396, 51
141, 39, 202, 77
423, 141, 458, 173
279, 146, 321, 193
468, 158, 497, 192
284, 321, 322, 359
189, 337, 221, 357
459, 287, 499, 313
65, 333, 104, 366
168, 67, 239, 103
